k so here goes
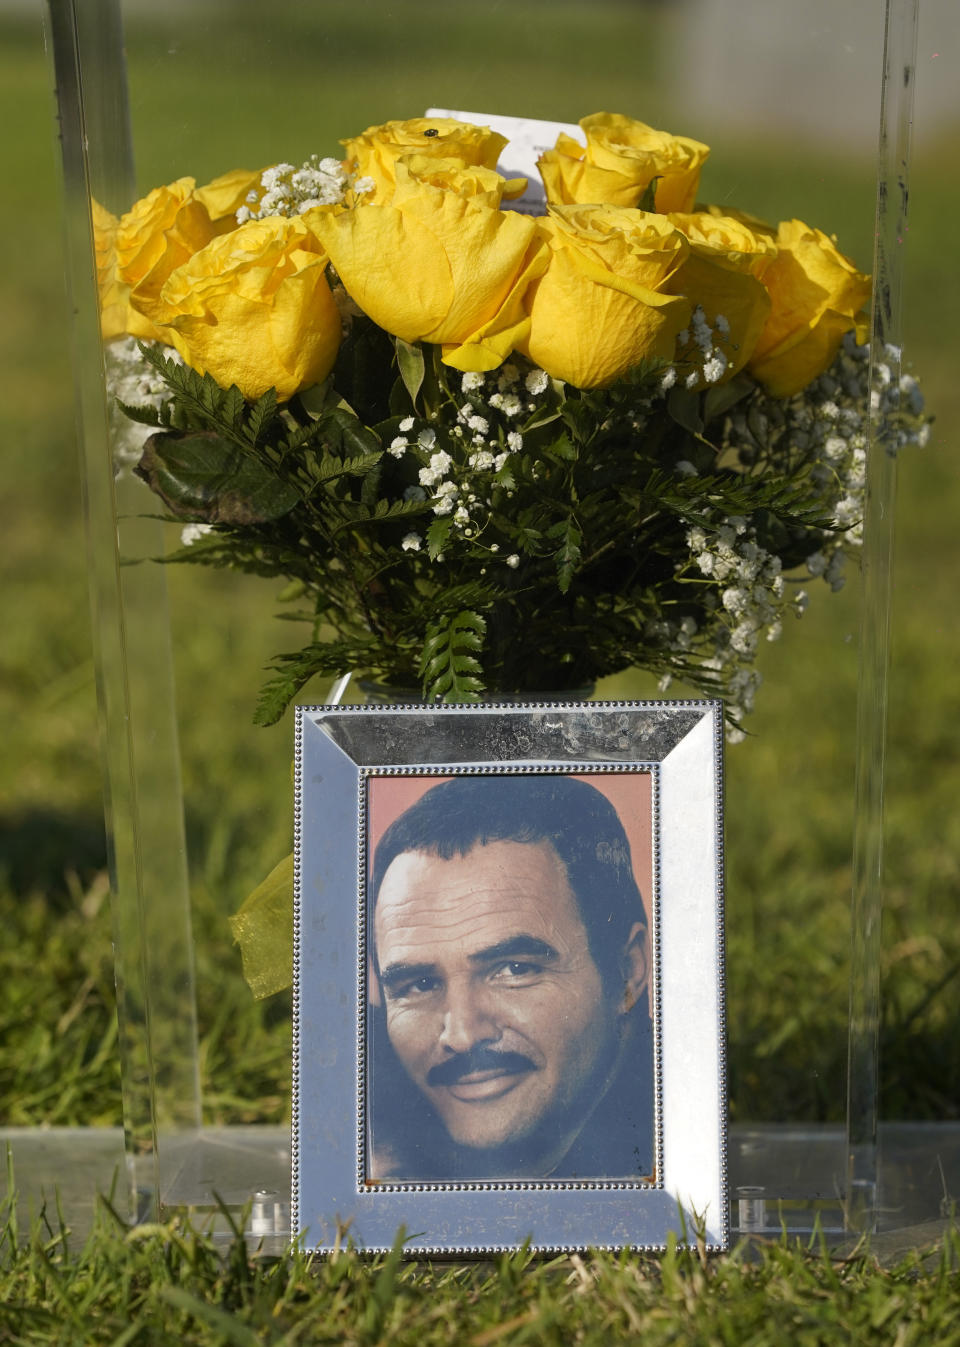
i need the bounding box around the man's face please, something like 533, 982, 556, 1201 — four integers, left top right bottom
373, 839, 620, 1157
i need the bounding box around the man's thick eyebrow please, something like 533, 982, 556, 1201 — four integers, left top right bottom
469, 935, 560, 965
379, 960, 436, 991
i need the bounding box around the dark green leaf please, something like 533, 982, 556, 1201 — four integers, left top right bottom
395, 339, 425, 408
317, 407, 383, 459
667, 386, 704, 436
639, 176, 662, 212
703, 372, 755, 426
136, 432, 300, 524
332, 315, 396, 423
544, 431, 577, 463
426, 517, 453, 561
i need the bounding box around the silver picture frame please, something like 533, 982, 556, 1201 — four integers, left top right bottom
293, 701, 727, 1253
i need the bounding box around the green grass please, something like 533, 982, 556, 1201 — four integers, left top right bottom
2, 1194, 960, 1347
2, 0, 959, 1153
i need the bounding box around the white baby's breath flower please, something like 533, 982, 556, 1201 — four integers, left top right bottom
180, 523, 213, 546
419, 449, 454, 486
660, 366, 677, 392
401, 532, 422, 552
431, 480, 458, 515
389, 436, 408, 458
825, 550, 847, 592
399, 416, 415, 432
461, 371, 485, 393
506, 554, 520, 568
702, 352, 727, 384
507, 431, 523, 452
722, 587, 749, 614
417, 428, 437, 450
675, 460, 698, 477
524, 369, 549, 395
806, 551, 827, 578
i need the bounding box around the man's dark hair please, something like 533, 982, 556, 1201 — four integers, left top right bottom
371, 774, 646, 988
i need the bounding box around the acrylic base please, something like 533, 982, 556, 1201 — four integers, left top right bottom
4, 1123, 957, 1250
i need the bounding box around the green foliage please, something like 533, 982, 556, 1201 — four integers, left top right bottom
135, 432, 301, 524
2, 1196, 960, 1347
120, 332, 873, 726
419, 610, 487, 702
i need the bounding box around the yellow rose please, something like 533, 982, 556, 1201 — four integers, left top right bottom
666, 211, 777, 385
117, 177, 237, 334
194, 167, 264, 220
393, 154, 527, 205
307, 156, 547, 373
341, 116, 508, 199
89, 178, 235, 343
519, 205, 692, 388
748, 219, 871, 397
149, 215, 341, 401
539, 113, 710, 214
91, 200, 130, 341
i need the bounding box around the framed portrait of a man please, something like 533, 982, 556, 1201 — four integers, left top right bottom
293, 702, 727, 1253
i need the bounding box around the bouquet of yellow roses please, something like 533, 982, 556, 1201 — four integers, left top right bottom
96, 112, 928, 733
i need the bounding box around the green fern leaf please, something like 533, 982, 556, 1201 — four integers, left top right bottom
246, 388, 280, 444
550, 519, 582, 594
418, 610, 486, 702
115, 399, 162, 427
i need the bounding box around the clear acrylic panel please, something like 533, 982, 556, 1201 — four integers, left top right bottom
43, 0, 957, 1239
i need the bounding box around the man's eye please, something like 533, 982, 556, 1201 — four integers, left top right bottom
491, 960, 540, 981
389, 976, 438, 1000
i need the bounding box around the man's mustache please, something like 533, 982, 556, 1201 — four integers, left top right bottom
426, 1047, 535, 1088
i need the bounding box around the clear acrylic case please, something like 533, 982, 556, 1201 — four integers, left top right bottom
44, 0, 955, 1241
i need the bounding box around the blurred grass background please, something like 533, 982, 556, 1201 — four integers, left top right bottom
1, 0, 958, 1136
